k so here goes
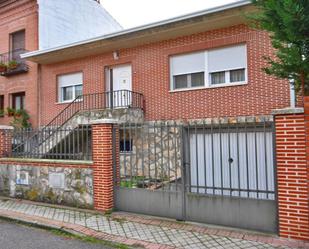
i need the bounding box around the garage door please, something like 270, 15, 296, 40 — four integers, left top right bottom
185, 122, 277, 232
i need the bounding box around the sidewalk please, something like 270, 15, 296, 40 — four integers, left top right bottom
0, 198, 307, 249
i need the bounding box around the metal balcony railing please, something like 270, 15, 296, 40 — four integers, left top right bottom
0, 49, 28, 76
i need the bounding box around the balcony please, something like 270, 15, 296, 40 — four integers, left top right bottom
0, 49, 28, 77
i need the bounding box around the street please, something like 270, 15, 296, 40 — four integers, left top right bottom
0, 219, 115, 249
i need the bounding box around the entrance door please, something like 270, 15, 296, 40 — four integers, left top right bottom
107, 64, 132, 108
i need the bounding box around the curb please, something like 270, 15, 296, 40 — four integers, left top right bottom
0, 209, 174, 249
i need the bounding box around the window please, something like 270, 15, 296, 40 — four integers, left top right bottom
230, 68, 245, 82
12, 92, 25, 110
120, 139, 133, 152
174, 72, 204, 89
211, 71, 226, 85
170, 44, 247, 90
208, 44, 247, 86
170, 51, 205, 90
119, 129, 133, 153
10, 30, 25, 60
58, 72, 83, 103
0, 95, 4, 117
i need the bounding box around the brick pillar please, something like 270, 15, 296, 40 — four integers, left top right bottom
274, 108, 309, 241
0, 126, 13, 158
92, 120, 119, 212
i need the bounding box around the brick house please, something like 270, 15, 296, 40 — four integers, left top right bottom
0, 0, 308, 241
21, 0, 297, 233
0, 0, 121, 127
24, 3, 293, 126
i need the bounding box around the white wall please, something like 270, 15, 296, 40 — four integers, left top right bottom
38, 0, 122, 50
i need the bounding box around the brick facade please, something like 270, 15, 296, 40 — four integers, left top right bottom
274, 108, 309, 241
0, 127, 13, 157
0, 0, 39, 127
39, 24, 290, 126
92, 122, 118, 211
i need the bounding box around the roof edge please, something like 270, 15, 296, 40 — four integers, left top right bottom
22, 0, 252, 59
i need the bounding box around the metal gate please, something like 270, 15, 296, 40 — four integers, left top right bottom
113, 119, 277, 233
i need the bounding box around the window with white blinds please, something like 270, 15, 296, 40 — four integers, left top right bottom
58, 72, 83, 103
170, 44, 247, 90
170, 52, 205, 90
208, 44, 247, 86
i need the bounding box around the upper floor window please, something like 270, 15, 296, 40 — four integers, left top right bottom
10, 30, 25, 59
208, 44, 247, 86
170, 52, 205, 90
58, 72, 83, 103
170, 44, 247, 91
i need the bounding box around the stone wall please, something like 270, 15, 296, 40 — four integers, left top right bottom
0, 163, 93, 208
119, 121, 182, 184
67, 108, 144, 128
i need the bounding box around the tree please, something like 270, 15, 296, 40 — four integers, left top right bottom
249, 0, 309, 94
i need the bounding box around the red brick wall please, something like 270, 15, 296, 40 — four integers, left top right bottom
0, 129, 12, 157
0, 0, 39, 127
92, 123, 117, 211
39, 24, 290, 125
275, 110, 309, 241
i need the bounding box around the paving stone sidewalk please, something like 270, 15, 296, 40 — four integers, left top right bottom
0, 199, 307, 249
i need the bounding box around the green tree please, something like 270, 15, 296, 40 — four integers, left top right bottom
249, 0, 309, 94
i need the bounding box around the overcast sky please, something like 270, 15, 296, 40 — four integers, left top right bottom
101, 0, 239, 29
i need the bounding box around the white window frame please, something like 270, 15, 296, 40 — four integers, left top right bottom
172, 72, 205, 90
170, 44, 248, 92
209, 68, 247, 88
58, 72, 83, 103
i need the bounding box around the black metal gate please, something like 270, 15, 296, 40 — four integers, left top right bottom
113, 119, 277, 233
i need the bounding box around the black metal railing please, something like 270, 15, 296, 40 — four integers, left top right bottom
47, 90, 144, 128
11, 90, 144, 155
0, 49, 28, 76
5, 126, 92, 160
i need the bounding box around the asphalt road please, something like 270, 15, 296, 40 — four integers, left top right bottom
0, 219, 114, 249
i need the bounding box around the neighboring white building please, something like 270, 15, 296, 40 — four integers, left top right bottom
38, 0, 122, 50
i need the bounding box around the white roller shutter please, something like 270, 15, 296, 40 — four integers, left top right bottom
58, 72, 83, 87
208, 44, 247, 72
170, 52, 205, 76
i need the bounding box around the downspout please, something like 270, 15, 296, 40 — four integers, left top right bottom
37, 63, 42, 127
289, 79, 296, 108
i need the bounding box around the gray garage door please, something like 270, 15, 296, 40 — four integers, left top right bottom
186, 122, 277, 232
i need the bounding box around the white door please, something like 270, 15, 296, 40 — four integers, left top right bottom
109, 64, 132, 108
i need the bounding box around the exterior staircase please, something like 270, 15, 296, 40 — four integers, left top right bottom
12, 90, 144, 159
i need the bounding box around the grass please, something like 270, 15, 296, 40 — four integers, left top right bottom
50, 229, 132, 249
120, 176, 146, 188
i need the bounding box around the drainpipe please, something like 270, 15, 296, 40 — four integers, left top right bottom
290, 79, 296, 108
37, 63, 42, 127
